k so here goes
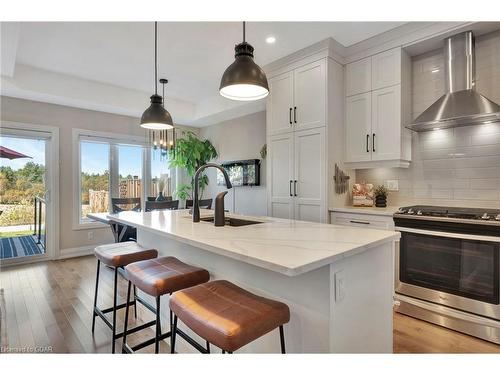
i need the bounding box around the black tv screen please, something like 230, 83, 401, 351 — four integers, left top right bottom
217, 159, 260, 187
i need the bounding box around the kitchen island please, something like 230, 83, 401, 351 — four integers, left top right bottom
106, 209, 400, 353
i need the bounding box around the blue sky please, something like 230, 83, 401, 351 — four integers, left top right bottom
0, 136, 45, 170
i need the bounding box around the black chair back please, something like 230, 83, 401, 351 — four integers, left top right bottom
145, 200, 179, 212
111, 197, 141, 214
185, 198, 213, 209
147, 196, 173, 202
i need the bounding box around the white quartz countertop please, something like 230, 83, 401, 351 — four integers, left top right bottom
329, 206, 401, 217
106, 209, 400, 276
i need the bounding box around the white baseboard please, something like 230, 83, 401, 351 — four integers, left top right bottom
57, 245, 95, 259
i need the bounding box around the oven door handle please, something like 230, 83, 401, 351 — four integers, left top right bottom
395, 226, 500, 242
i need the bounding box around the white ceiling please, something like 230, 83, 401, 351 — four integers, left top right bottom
14, 22, 405, 104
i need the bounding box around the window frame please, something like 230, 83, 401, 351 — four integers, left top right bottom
72, 128, 160, 230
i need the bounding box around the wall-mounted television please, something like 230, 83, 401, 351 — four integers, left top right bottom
216, 159, 261, 187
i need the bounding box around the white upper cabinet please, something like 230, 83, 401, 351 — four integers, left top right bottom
293, 60, 326, 131
371, 85, 402, 161
345, 93, 372, 162
345, 57, 371, 96
371, 48, 402, 90
344, 47, 411, 168
266, 60, 326, 135
267, 71, 294, 135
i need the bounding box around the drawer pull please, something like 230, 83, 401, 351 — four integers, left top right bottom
349, 220, 370, 225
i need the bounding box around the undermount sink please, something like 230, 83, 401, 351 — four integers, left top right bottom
199, 216, 263, 227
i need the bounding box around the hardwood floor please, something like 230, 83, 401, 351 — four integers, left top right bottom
1, 255, 500, 353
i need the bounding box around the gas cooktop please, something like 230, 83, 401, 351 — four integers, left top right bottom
394, 205, 500, 223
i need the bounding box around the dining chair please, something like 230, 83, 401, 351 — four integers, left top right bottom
145, 200, 179, 212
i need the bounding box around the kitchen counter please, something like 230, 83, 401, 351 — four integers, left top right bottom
108, 209, 398, 353
107, 209, 399, 276
329, 205, 401, 217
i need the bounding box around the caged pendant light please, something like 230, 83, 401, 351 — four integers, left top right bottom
149, 78, 176, 161
140, 22, 174, 130
219, 21, 269, 101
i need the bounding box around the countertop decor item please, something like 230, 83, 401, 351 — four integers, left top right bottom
156, 178, 166, 201
219, 21, 269, 101
140, 22, 174, 130
334, 164, 350, 194
352, 183, 374, 207
374, 185, 388, 207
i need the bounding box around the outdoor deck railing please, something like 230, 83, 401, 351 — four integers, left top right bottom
33, 195, 46, 250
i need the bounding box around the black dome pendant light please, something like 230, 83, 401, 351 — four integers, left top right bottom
140, 22, 174, 130
219, 21, 269, 101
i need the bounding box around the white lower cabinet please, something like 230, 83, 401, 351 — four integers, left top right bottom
268, 127, 326, 222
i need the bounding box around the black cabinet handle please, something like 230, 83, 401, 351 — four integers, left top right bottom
350, 220, 370, 225
294, 106, 297, 124
366, 134, 370, 153
289, 108, 292, 125
294, 180, 298, 196
372, 133, 376, 152
289, 180, 293, 196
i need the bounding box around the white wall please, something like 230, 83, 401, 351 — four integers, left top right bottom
200, 111, 267, 216
356, 31, 500, 208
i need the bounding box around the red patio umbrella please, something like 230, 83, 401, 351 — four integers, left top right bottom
0, 146, 32, 160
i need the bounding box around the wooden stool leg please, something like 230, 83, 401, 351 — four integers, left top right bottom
170, 315, 178, 354
122, 281, 132, 353
279, 325, 286, 354
111, 267, 118, 353
91, 260, 100, 333
155, 296, 161, 354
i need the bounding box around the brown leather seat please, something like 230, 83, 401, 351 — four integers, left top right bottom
169, 280, 290, 352
124, 257, 210, 297
94, 241, 158, 268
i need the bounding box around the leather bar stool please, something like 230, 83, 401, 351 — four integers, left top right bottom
122, 256, 210, 354
92, 241, 158, 353
169, 280, 290, 354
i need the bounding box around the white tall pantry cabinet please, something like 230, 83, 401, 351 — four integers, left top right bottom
266, 44, 345, 223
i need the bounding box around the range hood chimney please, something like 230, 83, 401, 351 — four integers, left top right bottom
407, 31, 500, 132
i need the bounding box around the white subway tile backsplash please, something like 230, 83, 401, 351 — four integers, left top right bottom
355, 31, 500, 208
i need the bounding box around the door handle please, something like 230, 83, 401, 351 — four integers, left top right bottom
294, 180, 298, 196
289, 108, 292, 125
294, 106, 297, 124
289, 180, 293, 196
372, 133, 376, 152
366, 134, 370, 153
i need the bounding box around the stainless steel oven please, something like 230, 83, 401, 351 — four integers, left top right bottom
393, 205, 500, 344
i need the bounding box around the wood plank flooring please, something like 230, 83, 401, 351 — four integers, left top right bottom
1, 255, 500, 353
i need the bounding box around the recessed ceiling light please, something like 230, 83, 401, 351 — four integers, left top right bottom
265, 36, 276, 44
431, 68, 440, 73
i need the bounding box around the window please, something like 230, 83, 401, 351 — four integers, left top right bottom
73, 129, 174, 228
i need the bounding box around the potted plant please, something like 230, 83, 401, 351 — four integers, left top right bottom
169, 131, 218, 202
374, 185, 388, 208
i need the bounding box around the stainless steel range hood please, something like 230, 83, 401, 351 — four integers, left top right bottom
407, 31, 500, 132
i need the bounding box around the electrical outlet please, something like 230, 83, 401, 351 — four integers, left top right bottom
334, 270, 345, 302
87, 231, 94, 241
386, 180, 399, 191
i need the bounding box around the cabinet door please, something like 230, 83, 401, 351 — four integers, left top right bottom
371, 48, 401, 90
293, 60, 326, 131
371, 85, 401, 161
266, 71, 294, 135
345, 92, 372, 162
267, 133, 295, 219
345, 57, 371, 96
293, 127, 326, 223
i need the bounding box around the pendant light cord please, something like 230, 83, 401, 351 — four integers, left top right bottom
242, 21, 246, 43
154, 21, 158, 95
